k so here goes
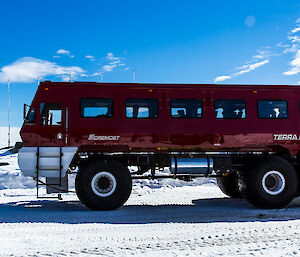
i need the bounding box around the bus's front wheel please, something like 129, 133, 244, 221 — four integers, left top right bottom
75, 160, 132, 211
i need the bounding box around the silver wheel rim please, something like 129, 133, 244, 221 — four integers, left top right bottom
91, 171, 117, 197
262, 170, 285, 195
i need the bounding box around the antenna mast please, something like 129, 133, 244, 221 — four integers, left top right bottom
133, 69, 135, 82
7, 79, 11, 147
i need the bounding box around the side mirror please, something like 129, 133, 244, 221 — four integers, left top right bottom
23, 104, 27, 120
23, 104, 32, 121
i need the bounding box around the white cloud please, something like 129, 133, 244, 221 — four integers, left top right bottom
283, 22, 300, 76
85, 55, 95, 61
282, 23, 300, 53
283, 50, 300, 76
291, 26, 300, 33
0, 57, 84, 83
283, 44, 299, 53
61, 75, 71, 82
235, 59, 269, 75
277, 42, 290, 48
278, 18, 300, 81
110, 60, 121, 65
103, 64, 118, 72
215, 18, 300, 84
251, 48, 279, 60
255, 50, 268, 59
291, 18, 300, 33
57, 49, 70, 55
288, 36, 300, 43
101, 53, 125, 72
214, 59, 269, 83
252, 54, 264, 59
214, 75, 231, 82
235, 64, 250, 70
277, 42, 296, 54
106, 52, 120, 61
56, 49, 74, 58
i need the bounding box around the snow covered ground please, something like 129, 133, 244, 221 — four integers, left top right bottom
2, 147, 300, 255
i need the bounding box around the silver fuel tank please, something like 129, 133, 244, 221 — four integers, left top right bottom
171, 157, 213, 175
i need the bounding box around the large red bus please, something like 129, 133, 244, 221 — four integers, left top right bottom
18, 81, 300, 210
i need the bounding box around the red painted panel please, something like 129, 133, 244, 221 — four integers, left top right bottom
20, 82, 300, 156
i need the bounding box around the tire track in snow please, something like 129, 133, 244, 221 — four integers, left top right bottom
4, 222, 300, 256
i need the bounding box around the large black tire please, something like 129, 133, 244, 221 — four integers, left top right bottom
216, 173, 242, 198
75, 160, 132, 211
239, 156, 298, 209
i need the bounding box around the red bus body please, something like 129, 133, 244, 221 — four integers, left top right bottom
21, 81, 300, 156
18, 81, 300, 210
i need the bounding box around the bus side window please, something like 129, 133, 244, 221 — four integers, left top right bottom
40, 103, 62, 126
170, 99, 202, 118
258, 100, 288, 119
126, 99, 158, 118
214, 100, 246, 119
81, 98, 113, 118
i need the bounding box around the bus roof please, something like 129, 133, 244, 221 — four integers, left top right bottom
39, 81, 300, 90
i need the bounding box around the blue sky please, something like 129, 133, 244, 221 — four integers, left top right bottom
0, 0, 300, 126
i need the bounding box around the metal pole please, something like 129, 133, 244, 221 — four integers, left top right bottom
7, 79, 10, 147
100, 72, 103, 83
133, 69, 135, 82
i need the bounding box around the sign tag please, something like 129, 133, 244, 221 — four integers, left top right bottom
88, 134, 120, 141
273, 134, 300, 141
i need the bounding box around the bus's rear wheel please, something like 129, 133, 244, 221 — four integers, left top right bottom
239, 156, 298, 209
216, 172, 242, 198
75, 160, 132, 211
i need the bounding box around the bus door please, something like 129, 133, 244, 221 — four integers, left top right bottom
39, 103, 68, 146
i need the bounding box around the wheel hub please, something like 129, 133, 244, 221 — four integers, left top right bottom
97, 177, 112, 191
262, 170, 285, 195
91, 171, 117, 197
265, 176, 276, 188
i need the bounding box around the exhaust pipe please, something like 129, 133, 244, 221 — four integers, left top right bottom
171, 157, 213, 176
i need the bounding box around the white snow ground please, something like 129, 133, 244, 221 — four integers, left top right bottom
1, 134, 300, 256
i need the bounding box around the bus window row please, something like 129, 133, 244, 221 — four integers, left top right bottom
25, 99, 290, 126
80, 98, 289, 120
